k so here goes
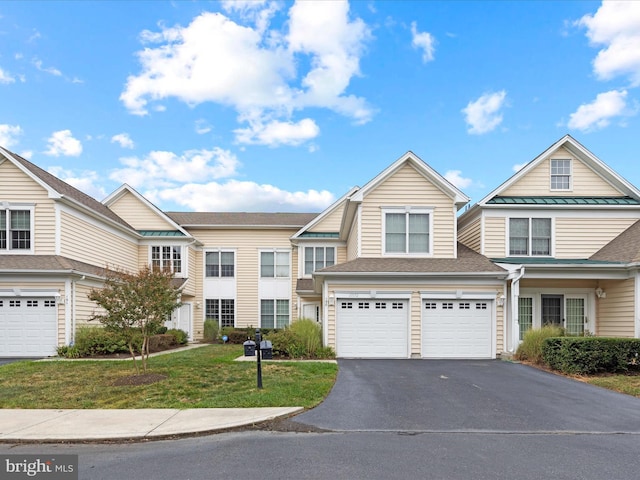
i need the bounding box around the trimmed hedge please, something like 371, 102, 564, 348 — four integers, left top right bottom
542, 337, 640, 374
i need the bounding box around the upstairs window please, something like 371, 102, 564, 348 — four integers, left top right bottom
205, 251, 235, 278
384, 209, 431, 254
550, 159, 571, 190
304, 246, 335, 275
509, 218, 551, 256
0, 209, 31, 251
260, 251, 290, 278
151, 245, 182, 273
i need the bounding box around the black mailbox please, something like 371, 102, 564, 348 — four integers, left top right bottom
260, 340, 273, 359
243, 339, 256, 356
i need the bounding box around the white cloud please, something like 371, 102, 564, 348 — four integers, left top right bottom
0, 67, 15, 84
410, 21, 436, 63
109, 147, 240, 189
44, 130, 83, 157
19, 150, 33, 159
111, 133, 135, 149
147, 179, 334, 212
0, 124, 23, 148
33, 58, 62, 76
578, 2, 640, 86
47, 166, 107, 200
234, 118, 320, 146
444, 170, 472, 189
120, 1, 372, 145
512, 163, 527, 172
567, 89, 631, 131
195, 119, 212, 135
462, 90, 507, 134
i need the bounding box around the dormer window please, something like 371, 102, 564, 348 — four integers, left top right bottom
550, 159, 571, 190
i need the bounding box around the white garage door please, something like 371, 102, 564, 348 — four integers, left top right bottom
422, 299, 493, 359
336, 299, 408, 358
0, 297, 58, 357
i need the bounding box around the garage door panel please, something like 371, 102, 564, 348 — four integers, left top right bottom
337, 299, 408, 358
422, 299, 492, 359
0, 297, 58, 357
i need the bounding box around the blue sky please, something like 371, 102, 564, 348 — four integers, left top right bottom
1, 1, 639, 213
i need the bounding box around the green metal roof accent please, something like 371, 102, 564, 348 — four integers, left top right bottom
298, 232, 340, 238
491, 257, 624, 265
487, 196, 640, 205
138, 230, 185, 237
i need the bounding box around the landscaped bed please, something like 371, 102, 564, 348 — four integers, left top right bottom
0, 344, 338, 409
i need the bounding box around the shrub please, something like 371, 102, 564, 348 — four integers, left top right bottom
203, 320, 219, 343
56, 344, 80, 358
265, 319, 335, 359
71, 326, 134, 357
542, 337, 640, 375
289, 319, 322, 357
148, 334, 178, 352
167, 329, 189, 345
514, 326, 564, 364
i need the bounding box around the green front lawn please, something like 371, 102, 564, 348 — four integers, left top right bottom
585, 374, 640, 397
0, 345, 338, 409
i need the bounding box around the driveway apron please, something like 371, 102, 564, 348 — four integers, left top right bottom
293, 359, 640, 433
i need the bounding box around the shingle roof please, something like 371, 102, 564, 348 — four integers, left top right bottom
315, 243, 505, 274
166, 212, 319, 227
590, 219, 640, 263
4, 150, 134, 229
487, 196, 640, 205
0, 255, 109, 277
296, 279, 315, 292
491, 257, 622, 265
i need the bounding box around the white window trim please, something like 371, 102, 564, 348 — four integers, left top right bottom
550, 158, 573, 192
259, 298, 291, 329
506, 217, 554, 257
149, 244, 186, 277
0, 204, 35, 255
301, 244, 337, 278
381, 206, 434, 257
259, 249, 291, 279
204, 248, 236, 278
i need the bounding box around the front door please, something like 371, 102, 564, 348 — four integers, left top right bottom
565, 295, 586, 336
541, 295, 563, 327
302, 303, 321, 322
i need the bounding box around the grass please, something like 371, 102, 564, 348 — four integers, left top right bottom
0, 345, 338, 409
584, 373, 640, 398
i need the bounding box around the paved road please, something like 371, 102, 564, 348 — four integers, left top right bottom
293, 359, 640, 433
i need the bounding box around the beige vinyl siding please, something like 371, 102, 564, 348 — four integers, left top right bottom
502, 147, 621, 197
182, 228, 298, 329
0, 160, 57, 254
597, 279, 635, 337
182, 245, 198, 298
307, 205, 343, 233
458, 217, 481, 253
107, 190, 175, 230
555, 217, 637, 258
325, 282, 504, 356
190, 248, 203, 338
73, 282, 101, 328
346, 213, 359, 260
60, 211, 138, 270
483, 216, 506, 257
360, 164, 456, 258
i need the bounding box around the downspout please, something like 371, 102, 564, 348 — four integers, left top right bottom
509, 266, 525, 353
322, 279, 329, 347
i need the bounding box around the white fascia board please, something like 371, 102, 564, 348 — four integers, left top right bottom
292, 186, 358, 240
103, 184, 192, 237
517, 264, 630, 280
314, 271, 508, 280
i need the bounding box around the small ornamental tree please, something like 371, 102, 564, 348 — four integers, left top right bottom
88, 265, 182, 373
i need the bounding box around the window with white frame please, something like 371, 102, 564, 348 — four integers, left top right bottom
261, 299, 289, 328
509, 218, 551, 256
205, 251, 234, 277
260, 251, 290, 278
384, 209, 431, 254
0, 209, 31, 251
304, 246, 335, 275
151, 245, 182, 273
205, 298, 235, 328
550, 159, 571, 190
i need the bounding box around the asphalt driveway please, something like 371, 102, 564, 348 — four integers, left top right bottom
293, 359, 640, 433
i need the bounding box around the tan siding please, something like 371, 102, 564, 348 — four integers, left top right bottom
360, 164, 456, 258
346, 214, 359, 260
325, 282, 504, 356
73, 282, 101, 328
0, 160, 57, 254
555, 217, 637, 258
60, 211, 138, 269
483, 217, 506, 257
184, 228, 298, 328
458, 217, 481, 253
598, 279, 635, 337
307, 205, 343, 233
503, 147, 621, 196
108, 190, 175, 230
190, 248, 204, 338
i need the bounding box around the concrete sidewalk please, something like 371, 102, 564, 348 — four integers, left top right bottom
0, 407, 303, 442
